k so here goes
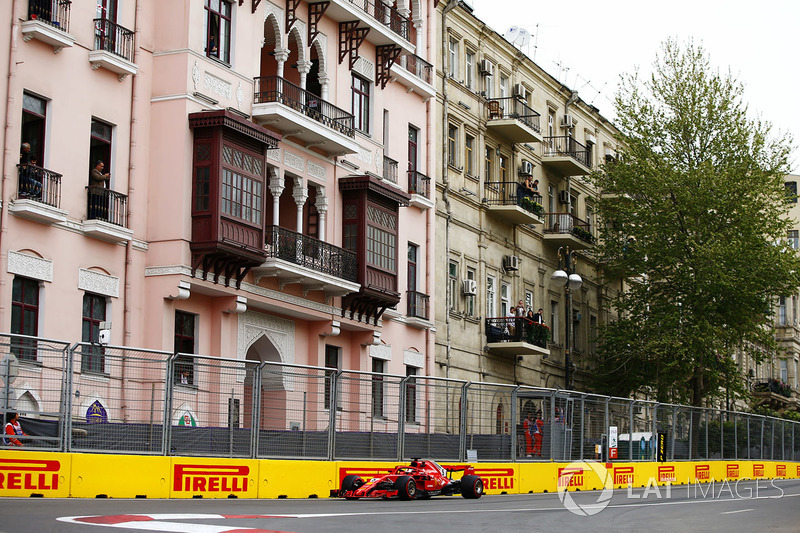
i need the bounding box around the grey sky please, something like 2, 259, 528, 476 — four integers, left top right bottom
470, 0, 800, 172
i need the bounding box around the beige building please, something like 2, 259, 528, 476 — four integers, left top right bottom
434, 1, 620, 390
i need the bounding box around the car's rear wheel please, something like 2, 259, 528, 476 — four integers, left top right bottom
395, 475, 417, 500
342, 475, 364, 500
460, 475, 484, 499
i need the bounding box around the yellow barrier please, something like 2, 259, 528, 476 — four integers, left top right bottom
1, 451, 798, 499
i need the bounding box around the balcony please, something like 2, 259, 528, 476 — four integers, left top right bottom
541, 136, 591, 176
253, 76, 360, 156
83, 186, 133, 242
408, 170, 433, 210
543, 212, 594, 249
89, 18, 137, 80
406, 290, 430, 328
485, 317, 550, 357
482, 181, 544, 225
486, 97, 543, 144
252, 226, 360, 298
391, 53, 435, 99
323, 0, 412, 49
21, 0, 74, 53
383, 156, 398, 184
9, 164, 67, 224
752, 378, 794, 411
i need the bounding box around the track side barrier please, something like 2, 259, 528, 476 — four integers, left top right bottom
71, 453, 170, 498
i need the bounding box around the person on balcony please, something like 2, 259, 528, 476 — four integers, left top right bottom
532, 308, 545, 325
24, 154, 43, 200
88, 160, 110, 220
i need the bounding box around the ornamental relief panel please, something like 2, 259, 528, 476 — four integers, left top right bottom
7, 251, 53, 282
78, 269, 120, 298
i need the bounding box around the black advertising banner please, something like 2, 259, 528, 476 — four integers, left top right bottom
657, 432, 667, 462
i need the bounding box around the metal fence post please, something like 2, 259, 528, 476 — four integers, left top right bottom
251, 363, 265, 458
629, 400, 634, 461
510, 386, 519, 462
327, 370, 340, 461
398, 375, 409, 461
670, 406, 677, 461
604, 397, 609, 462
760, 417, 764, 460
64, 343, 78, 452
579, 395, 586, 461
687, 407, 693, 461
704, 409, 709, 460
458, 382, 470, 462
652, 403, 658, 461
163, 353, 178, 455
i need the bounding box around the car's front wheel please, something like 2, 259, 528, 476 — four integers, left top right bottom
395, 475, 417, 500
460, 475, 484, 499
342, 475, 364, 500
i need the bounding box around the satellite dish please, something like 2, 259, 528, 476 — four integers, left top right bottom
504, 26, 531, 49
0, 353, 19, 386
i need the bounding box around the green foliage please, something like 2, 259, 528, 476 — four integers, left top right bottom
525, 322, 550, 348
519, 195, 544, 217
589, 39, 800, 406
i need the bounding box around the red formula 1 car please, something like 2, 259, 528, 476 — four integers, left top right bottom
338, 459, 484, 500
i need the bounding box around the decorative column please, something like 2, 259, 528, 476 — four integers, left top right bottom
292, 177, 308, 233
297, 60, 312, 90
268, 167, 285, 227
319, 74, 330, 101
274, 48, 290, 78
315, 186, 328, 241
413, 19, 423, 52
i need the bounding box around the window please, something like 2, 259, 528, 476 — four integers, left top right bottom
204, 0, 231, 63
21, 92, 47, 166
500, 283, 510, 317
548, 111, 555, 138
89, 118, 112, 181
466, 268, 476, 317
486, 275, 496, 318
525, 290, 533, 313
484, 70, 493, 98
786, 181, 798, 203
366, 205, 397, 272
548, 184, 556, 213
586, 206, 594, 236
408, 126, 418, 173
174, 311, 196, 385
550, 300, 559, 341
779, 296, 787, 326
324, 345, 341, 409
780, 359, 788, 383
448, 260, 458, 311
465, 134, 475, 176
10, 277, 39, 362
372, 357, 386, 417
500, 75, 508, 99
228, 397, 240, 428
499, 155, 507, 181
448, 38, 458, 78
789, 230, 799, 250
447, 123, 457, 166
465, 50, 475, 89
221, 145, 264, 224
589, 315, 597, 355
352, 74, 370, 133
485, 147, 493, 180
81, 293, 106, 374
405, 366, 418, 423
795, 359, 798, 389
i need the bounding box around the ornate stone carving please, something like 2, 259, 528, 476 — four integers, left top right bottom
204, 72, 232, 100
192, 61, 200, 90
370, 343, 392, 361
236, 82, 244, 109
7, 251, 53, 282
283, 150, 305, 172
353, 57, 375, 82
238, 311, 296, 390
78, 268, 120, 298
307, 160, 326, 181
403, 349, 424, 368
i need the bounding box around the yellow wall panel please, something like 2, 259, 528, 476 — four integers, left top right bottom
0, 451, 70, 498
70, 454, 170, 498
259, 460, 337, 499
169, 457, 258, 499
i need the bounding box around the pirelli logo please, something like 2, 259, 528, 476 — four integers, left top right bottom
0, 458, 60, 491
752, 464, 765, 477
776, 464, 786, 477
558, 467, 584, 488
613, 466, 634, 485
657, 466, 676, 482
695, 464, 710, 480
173, 464, 249, 493
726, 464, 739, 478
473, 467, 514, 490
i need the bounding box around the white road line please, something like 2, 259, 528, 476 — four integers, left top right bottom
720, 509, 753, 514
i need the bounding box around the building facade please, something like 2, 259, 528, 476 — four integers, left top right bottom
2, 0, 437, 428
434, 1, 620, 392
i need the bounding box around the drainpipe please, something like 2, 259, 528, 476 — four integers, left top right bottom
563, 90, 578, 218
0, 0, 21, 320
424, 3, 434, 384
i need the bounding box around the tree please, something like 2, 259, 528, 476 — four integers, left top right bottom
590, 39, 800, 407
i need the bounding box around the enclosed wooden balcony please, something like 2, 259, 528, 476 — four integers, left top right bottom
485, 317, 550, 357
543, 212, 594, 250
21, 0, 75, 53
486, 97, 543, 144
252, 226, 360, 298
253, 76, 359, 155
541, 135, 591, 176
9, 164, 67, 224
482, 181, 544, 225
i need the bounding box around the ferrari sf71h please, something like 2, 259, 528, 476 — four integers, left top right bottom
338, 459, 484, 500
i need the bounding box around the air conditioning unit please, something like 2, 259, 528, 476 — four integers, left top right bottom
503, 255, 520, 271
518, 160, 533, 177
513, 83, 527, 100
462, 279, 478, 296
559, 190, 570, 204
479, 59, 494, 76
561, 114, 575, 128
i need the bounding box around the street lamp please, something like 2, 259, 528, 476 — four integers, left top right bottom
551, 246, 582, 389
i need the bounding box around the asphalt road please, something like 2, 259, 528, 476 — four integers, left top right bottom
0, 478, 798, 533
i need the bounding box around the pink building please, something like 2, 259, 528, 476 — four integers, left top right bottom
1, 0, 436, 430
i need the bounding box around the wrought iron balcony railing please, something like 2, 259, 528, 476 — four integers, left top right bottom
485, 317, 550, 348
542, 135, 590, 168
407, 290, 429, 319
486, 97, 541, 133
544, 212, 594, 243
93, 18, 135, 62
483, 181, 544, 217
383, 156, 398, 183
347, 0, 410, 41
398, 52, 433, 85
17, 164, 61, 208
408, 170, 430, 198
753, 378, 792, 399
254, 76, 355, 139
28, 0, 71, 32
86, 186, 128, 227
265, 225, 357, 282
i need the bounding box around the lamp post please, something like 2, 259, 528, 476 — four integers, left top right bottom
551, 246, 582, 389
